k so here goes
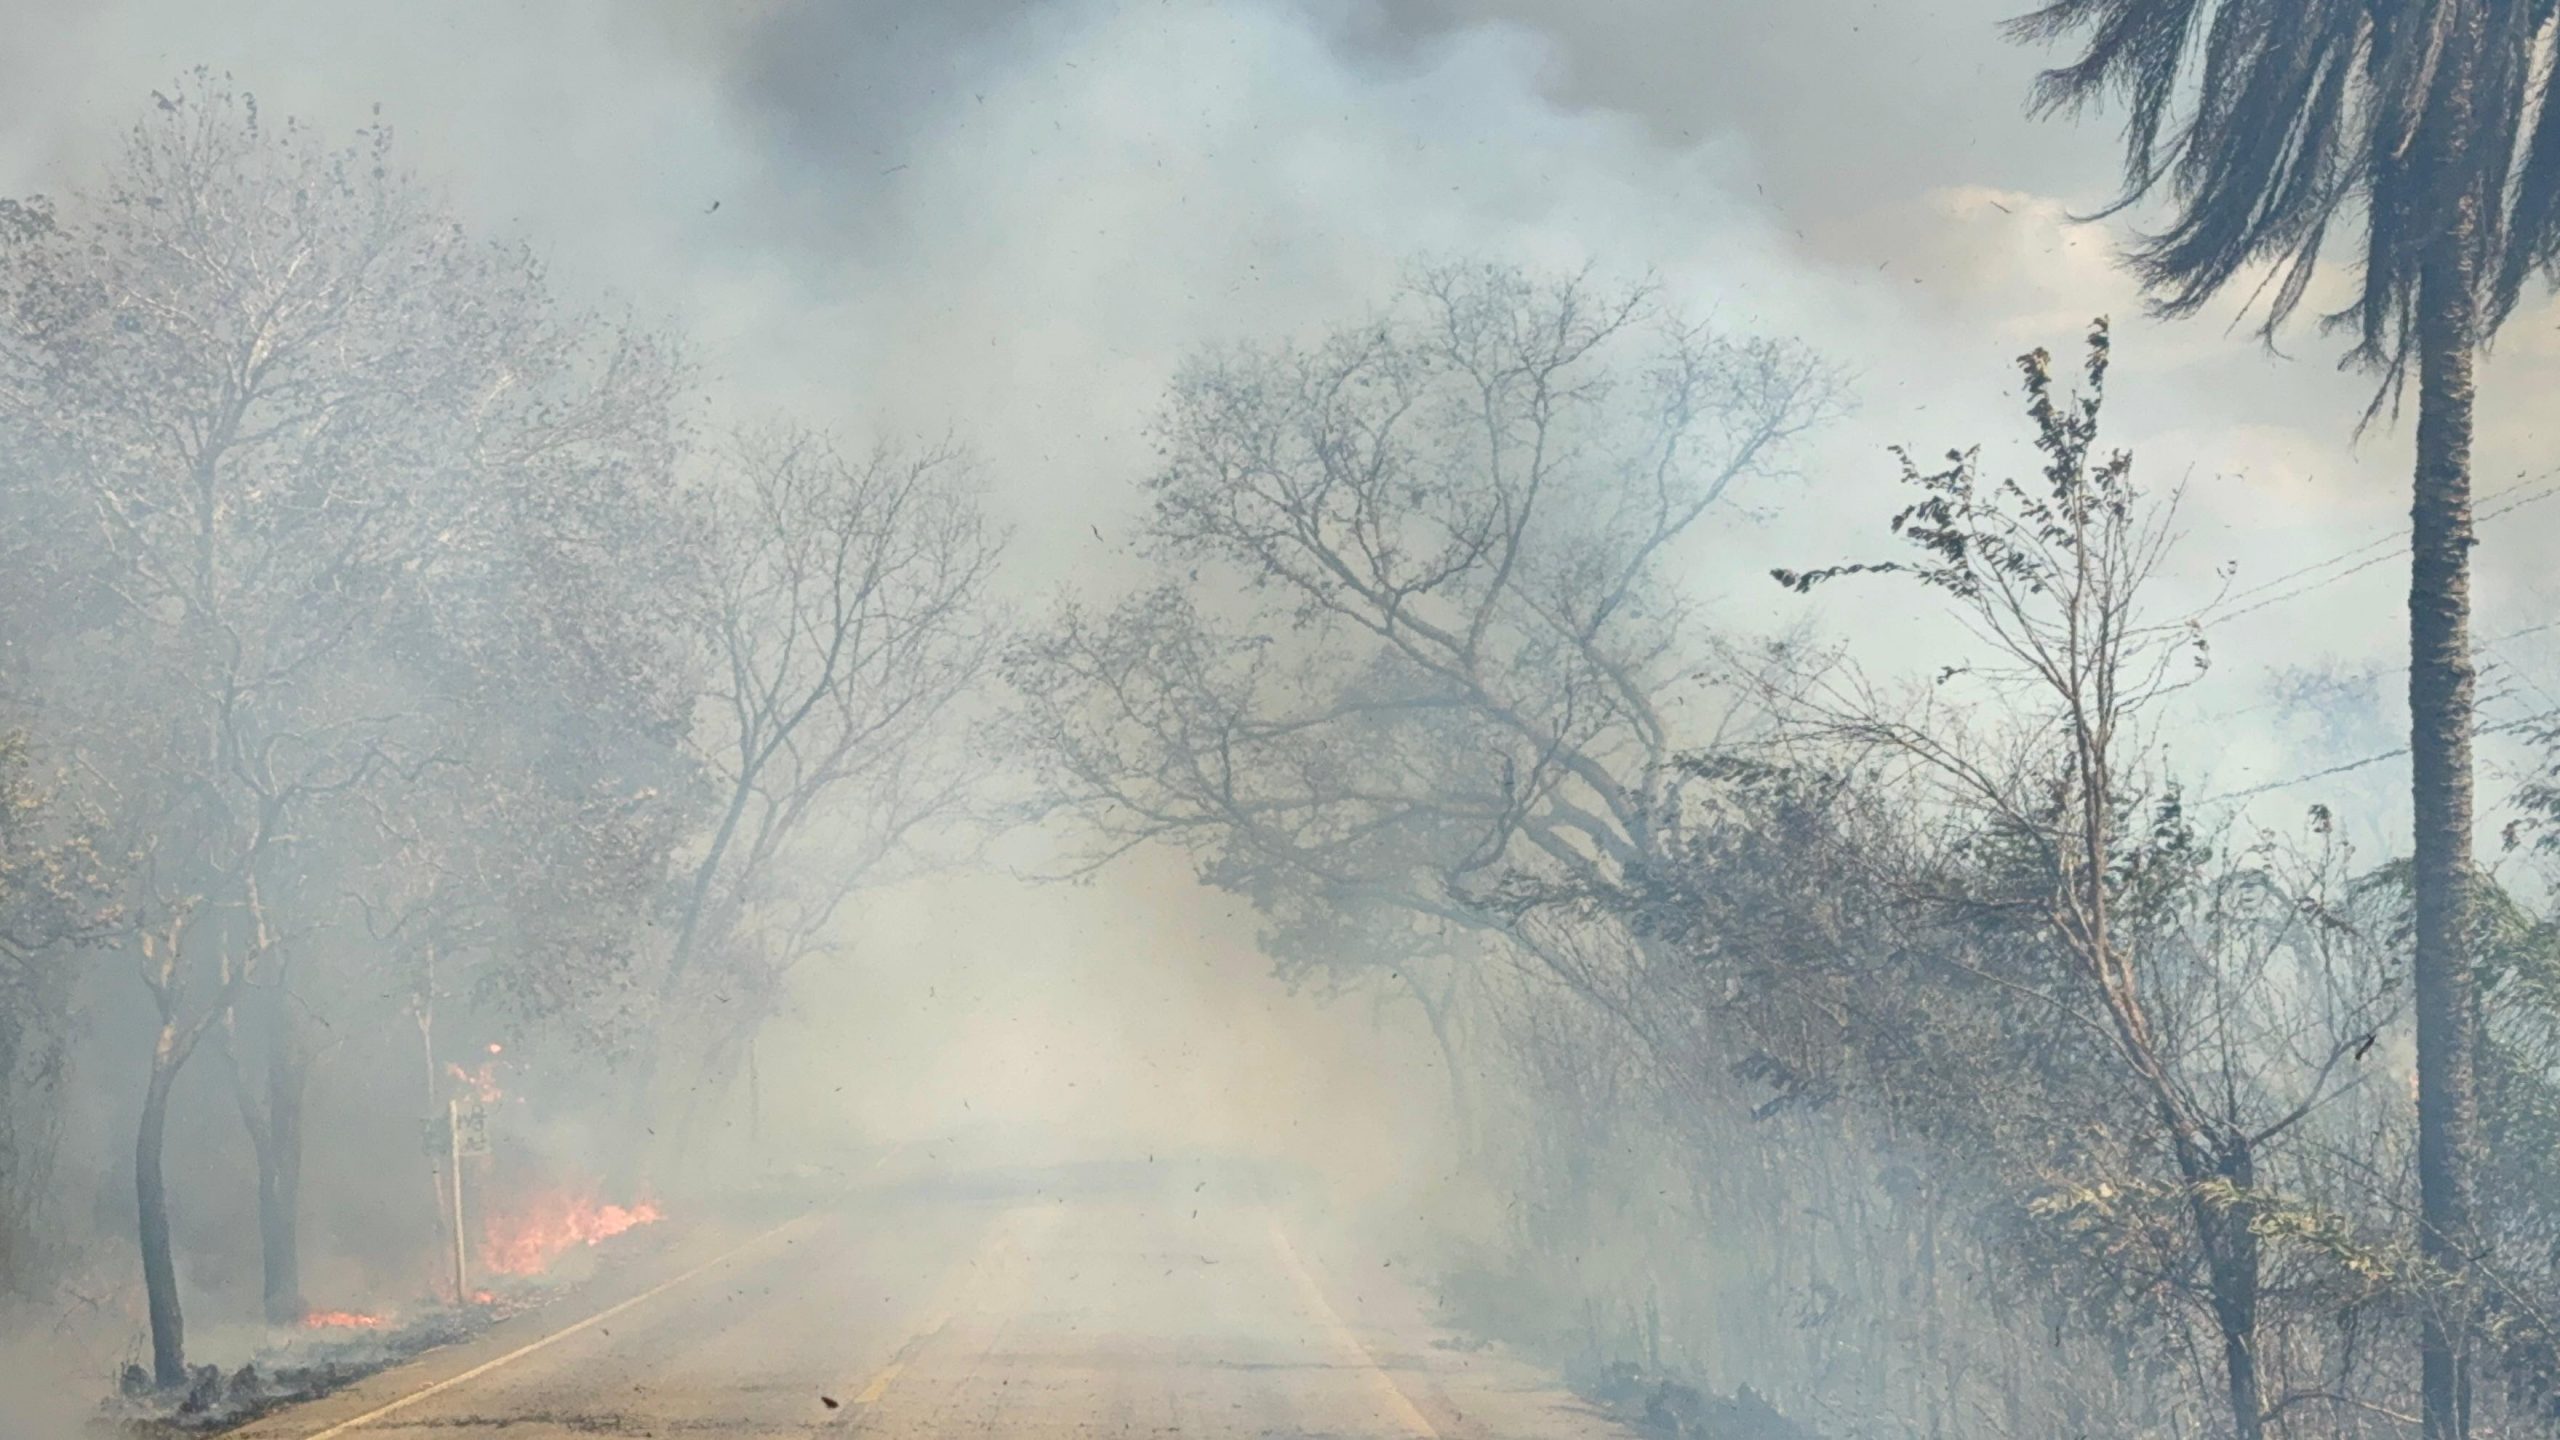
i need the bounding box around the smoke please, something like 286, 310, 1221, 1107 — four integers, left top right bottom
6, 0, 2547, 621
7, 5, 2560, 1424
763, 849, 1464, 1200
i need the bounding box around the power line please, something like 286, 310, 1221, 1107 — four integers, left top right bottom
2182, 615, 2560, 809
1957, 471, 2560, 813
2198, 691, 2553, 808
2214, 547, 2408, 624
2197, 615, 2560, 727
2212, 528, 2404, 614
2473, 615, 2560, 655
2176, 464, 2560, 730
2206, 471, 2560, 626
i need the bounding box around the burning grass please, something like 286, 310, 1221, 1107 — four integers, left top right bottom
481, 1191, 663, 1276
99, 1200, 667, 1436
297, 1309, 389, 1331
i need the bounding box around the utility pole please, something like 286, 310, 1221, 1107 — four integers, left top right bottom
447, 1096, 468, 1303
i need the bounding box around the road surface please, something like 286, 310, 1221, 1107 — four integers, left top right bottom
228, 1160, 1632, 1439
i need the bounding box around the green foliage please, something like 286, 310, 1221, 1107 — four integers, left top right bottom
1777, 321, 2128, 599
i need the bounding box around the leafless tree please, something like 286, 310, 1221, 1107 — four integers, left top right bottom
636, 427, 1001, 1165
1009, 261, 1840, 1026
0, 76, 689, 1370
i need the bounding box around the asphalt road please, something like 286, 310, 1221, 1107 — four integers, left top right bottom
226, 1162, 1631, 1439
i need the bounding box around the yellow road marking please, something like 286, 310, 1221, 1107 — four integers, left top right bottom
850, 1310, 949, 1408
1267, 1217, 1440, 1439
838, 1201, 1059, 1416
294, 1140, 910, 1439
299, 1213, 822, 1439
841, 1233, 1008, 1411
854, 1360, 903, 1405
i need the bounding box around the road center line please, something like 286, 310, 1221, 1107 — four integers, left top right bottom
853, 1359, 905, 1405
1267, 1217, 1440, 1439
839, 1205, 1043, 1414
295, 1141, 908, 1439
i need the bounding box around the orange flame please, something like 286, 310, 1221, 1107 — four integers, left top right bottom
301, 1309, 389, 1330
447, 1058, 504, 1104
481, 1192, 662, 1276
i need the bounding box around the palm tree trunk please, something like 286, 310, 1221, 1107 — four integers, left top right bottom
2412, 222, 2483, 1440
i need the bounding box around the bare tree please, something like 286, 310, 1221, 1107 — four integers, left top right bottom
0, 76, 689, 1368
635, 427, 1001, 1165
1008, 261, 1839, 1025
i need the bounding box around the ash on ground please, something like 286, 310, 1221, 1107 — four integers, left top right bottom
94, 1289, 557, 1437
1573, 1360, 1826, 1440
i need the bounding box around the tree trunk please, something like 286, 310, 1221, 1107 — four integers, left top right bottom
616, 776, 754, 1192
257, 1040, 308, 1324
2213, 1251, 2266, 1440
136, 1031, 189, 1388
228, 994, 312, 1325
1404, 967, 1476, 1153
2194, 1140, 2265, 1440
666, 775, 754, 998
2412, 215, 2483, 1440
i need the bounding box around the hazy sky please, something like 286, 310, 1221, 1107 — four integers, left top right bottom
7, 0, 2558, 1142
5, 2, 2546, 585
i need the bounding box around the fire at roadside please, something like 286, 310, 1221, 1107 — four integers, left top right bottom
481, 1192, 663, 1277
97, 1188, 668, 1436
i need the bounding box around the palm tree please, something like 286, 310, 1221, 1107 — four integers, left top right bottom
2006, 3, 2560, 1436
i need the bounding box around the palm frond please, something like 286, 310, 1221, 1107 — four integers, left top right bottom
2012, 0, 2560, 386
